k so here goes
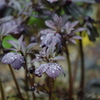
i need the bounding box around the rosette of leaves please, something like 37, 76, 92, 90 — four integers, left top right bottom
84, 16, 99, 42
63, 21, 86, 44
7, 35, 37, 56
40, 14, 85, 45
39, 14, 67, 54
40, 14, 64, 34
31, 48, 65, 78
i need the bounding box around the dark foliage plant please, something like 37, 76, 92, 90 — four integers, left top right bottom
0, 0, 100, 100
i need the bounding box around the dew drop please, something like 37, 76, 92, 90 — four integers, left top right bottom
52, 70, 55, 73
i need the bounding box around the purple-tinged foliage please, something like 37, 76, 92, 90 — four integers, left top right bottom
50, 56, 65, 61
2, 52, 24, 70
0, 17, 24, 35
40, 14, 86, 45
8, 35, 37, 55
64, 21, 86, 44
40, 33, 63, 54
39, 14, 64, 35
35, 63, 65, 78
30, 47, 65, 63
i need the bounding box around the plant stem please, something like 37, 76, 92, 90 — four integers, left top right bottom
49, 78, 54, 100
8, 65, 24, 100
0, 77, 6, 100
78, 38, 84, 99
25, 55, 36, 100
65, 44, 73, 100
72, 54, 79, 83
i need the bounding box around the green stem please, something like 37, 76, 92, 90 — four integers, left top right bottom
65, 44, 73, 100
0, 77, 6, 100
8, 65, 24, 100
78, 39, 84, 99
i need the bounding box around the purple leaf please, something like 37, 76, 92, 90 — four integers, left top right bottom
27, 43, 37, 52
0, 16, 13, 25
74, 28, 86, 33
45, 20, 56, 30
51, 56, 65, 61
35, 63, 65, 78
2, 53, 15, 64
72, 35, 82, 39
70, 21, 79, 28
2, 52, 24, 70
11, 59, 22, 70
5, 25, 18, 35
35, 64, 49, 77
39, 29, 55, 35
53, 14, 62, 25
30, 58, 43, 63
18, 35, 23, 45
7, 40, 18, 49
46, 63, 64, 78
69, 39, 76, 44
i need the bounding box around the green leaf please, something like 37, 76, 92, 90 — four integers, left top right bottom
28, 17, 45, 28
2, 36, 16, 49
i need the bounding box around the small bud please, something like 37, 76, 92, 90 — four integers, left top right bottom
29, 67, 35, 74
29, 86, 35, 91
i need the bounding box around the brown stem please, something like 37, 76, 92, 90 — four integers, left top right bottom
78, 39, 84, 99
0, 77, 6, 100
49, 78, 54, 100
25, 55, 36, 100
65, 44, 73, 100
8, 65, 24, 100
72, 54, 79, 83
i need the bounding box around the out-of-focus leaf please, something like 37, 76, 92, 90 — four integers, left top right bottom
30, 58, 43, 63
83, 5, 93, 17
73, 0, 100, 3
68, 39, 76, 44
4, 25, 18, 36
18, 35, 23, 46
28, 17, 45, 28
50, 56, 65, 61
70, 21, 79, 28
74, 28, 86, 33
86, 78, 100, 94
39, 29, 55, 35
63, 2, 84, 19
0, 16, 13, 25
7, 40, 18, 49
26, 43, 37, 53
2, 36, 16, 49
72, 35, 82, 39
45, 20, 56, 30
87, 25, 99, 42
75, 2, 84, 5
0, 0, 7, 11
8, 0, 22, 11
